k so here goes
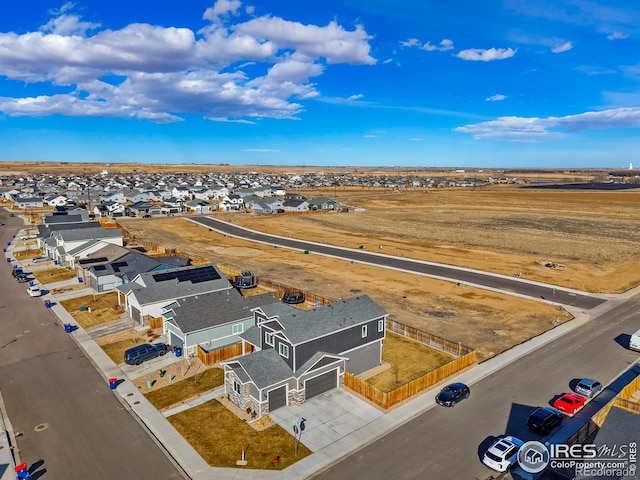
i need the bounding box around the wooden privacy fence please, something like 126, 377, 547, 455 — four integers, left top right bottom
146, 315, 163, 329
386, 319, 474, 357
345, 349, 477, 410
216, 265, 334, 307
197, 342, 254, 365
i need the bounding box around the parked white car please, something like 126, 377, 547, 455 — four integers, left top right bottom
630, 329, 640, 352
31, 256, 49, 263
482, 436, 524, 472
27, 285, 41, 297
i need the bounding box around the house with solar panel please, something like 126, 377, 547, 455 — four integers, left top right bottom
223, 295, 388, 415
85, 250, 189, 292
116, 263, 231, 326
160, 288, 279, 358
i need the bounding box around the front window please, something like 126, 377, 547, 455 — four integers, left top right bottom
265, 332, 274, 346
233, 381, 241, 394
378, 319, 384, 332
362, 325, 368, 338
278, 343, 289, 359
232, 323, 244, 334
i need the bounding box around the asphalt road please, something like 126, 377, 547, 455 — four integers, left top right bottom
191, 216, 606, 310
313, 296, 640, 480
0, 213, 183, 480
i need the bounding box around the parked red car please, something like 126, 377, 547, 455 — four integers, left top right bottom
553, 392, 586, 414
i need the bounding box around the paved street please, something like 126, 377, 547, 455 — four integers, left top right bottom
0, 214, 184, 480
313, 297, 640, 480
190, 216, 607, 309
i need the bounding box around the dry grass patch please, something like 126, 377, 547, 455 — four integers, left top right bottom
101, 337, 148, 365
13, 249, 43, 260
59, 292, 123, 328
144, 368, 224, 410
33, 267, 77, 284
168, 399, 311, 469
366, 332, 454, 392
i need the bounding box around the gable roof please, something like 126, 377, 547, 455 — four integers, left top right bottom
165, 289, 278, 334
256, 295, 388, 345
118, 263, 231, 305
229, 348, 294, 389
56, 227, 122, 242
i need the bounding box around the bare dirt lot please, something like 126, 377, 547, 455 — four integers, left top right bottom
114, 184, 640, 361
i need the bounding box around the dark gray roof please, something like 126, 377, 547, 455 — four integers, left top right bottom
118, 263, 231, 305
232, 348, 294, 389
156, 256, 190, 268
56, 227, 122, 242
38, 221, 98, 238
257, 295, 388, 345
239, 325, 261, 347
166, 290, 277, 334
575, 407, 640, 480
43, 214, 83, 224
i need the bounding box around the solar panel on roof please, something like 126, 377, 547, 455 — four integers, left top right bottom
79, 257, 109, 265
111, 261, 128, 272
152, 265, 221, 284
94, 265, 107, 271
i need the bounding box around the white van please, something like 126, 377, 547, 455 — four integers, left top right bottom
630, 329, 640, 352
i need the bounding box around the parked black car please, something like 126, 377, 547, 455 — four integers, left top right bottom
124, 343, 169, 366
12, 268, 24, 278
435, 382, 470, 407
527, 407, 564, 434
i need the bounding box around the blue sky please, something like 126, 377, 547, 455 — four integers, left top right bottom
0, 0, 639, 168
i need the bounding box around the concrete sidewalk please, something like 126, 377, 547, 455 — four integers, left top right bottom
6, 242, 638, 480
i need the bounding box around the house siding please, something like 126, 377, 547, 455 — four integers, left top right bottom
341, 341, 382, 375
294, 317, 384, 370
273, 337, 294, 370
183, 318, 253, 354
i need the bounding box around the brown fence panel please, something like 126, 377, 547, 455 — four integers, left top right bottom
147, 315, 163, 329
197, 342, 251, 365
345, 350, 477, 410
386, 319, 473, 357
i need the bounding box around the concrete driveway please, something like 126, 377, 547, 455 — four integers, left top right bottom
269, 389, 384, 451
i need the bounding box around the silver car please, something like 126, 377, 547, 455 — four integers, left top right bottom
575, 378, 602, 398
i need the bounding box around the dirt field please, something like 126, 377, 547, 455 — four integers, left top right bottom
116, 186, 640, 361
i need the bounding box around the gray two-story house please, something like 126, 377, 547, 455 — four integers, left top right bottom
223, 295, 388, 415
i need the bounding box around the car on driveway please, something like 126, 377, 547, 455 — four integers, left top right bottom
31, 256, 49, 263
435, 382, 470, 407
27, 285, 42, 297
553, 392, 586, 414
575, 379, 602, 398
124, 343, 170, 366
527, 407, 564, 434
482, 436, 524, 472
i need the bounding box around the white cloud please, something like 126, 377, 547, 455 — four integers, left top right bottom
422, 39, 454, 51
234, 17, 375, 65
401, 38, 454, 52
347, 94, 364, 100
363, 134, 377, 138
485, 94, 507, 102
455, 107, 640, 141
382, 58, 393, 64
203, 0, 242, 22
456, 47, 516, 62
0, 2, 375, 123
551, 41, 573, 53
400, 38, 421, 47
607, 31, 629, 40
